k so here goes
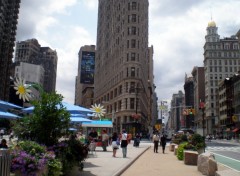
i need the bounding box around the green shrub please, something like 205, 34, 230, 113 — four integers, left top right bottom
177, 142, 188, 160
191, 133, 206, 150
181, 134, 188, 142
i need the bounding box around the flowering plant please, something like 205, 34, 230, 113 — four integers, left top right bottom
10, 141, 62, 176
11, 150, 47, 176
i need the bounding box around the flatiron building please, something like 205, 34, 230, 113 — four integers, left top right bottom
94, 0, 152, 134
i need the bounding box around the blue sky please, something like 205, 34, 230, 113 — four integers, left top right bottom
16, 0, 240, 105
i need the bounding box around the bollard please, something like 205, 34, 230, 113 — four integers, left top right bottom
0, 149, 10, 176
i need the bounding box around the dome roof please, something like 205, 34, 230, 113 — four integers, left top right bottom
208, 21, 216, 27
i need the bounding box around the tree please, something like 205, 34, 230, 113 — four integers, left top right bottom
13, 92, 70, 146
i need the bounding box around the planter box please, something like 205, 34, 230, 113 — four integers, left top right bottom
184, 150, 198, 165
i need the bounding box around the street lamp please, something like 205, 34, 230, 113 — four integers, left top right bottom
129, 83, 143, 135
160, 101, 167, 134
200, 101, 205, 152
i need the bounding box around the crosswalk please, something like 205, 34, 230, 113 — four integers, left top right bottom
206, 146, 240, 152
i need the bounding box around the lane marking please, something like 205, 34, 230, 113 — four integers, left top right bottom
210, 152, 240, 172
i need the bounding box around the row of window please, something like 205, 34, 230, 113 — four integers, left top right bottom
209, 59, 240, 65
206, 43, 239, 50
207, 51, 239, 58
208, 66, 239, 73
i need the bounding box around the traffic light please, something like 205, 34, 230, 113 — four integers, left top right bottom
189, 108, 193, 115
192, 108, 195, 115
188, 108, 195, 115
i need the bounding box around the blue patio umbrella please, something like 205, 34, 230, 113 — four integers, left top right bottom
0, 111, 21, 119
70, 117, 92, 122
0, 100, 22, 111
22, 102, 94, 114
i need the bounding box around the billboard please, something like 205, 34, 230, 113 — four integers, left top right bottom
80, 51, 95, 84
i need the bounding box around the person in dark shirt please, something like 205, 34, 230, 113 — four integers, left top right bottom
88, 129, 98, 142
0, 139, 8, 149
160, 134, 167, 153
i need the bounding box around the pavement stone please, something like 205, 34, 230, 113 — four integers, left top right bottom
80, 140, 238, 176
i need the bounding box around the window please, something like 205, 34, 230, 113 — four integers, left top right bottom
130, 98, 135, 109
131, 67, 135, 77
132, 26, 136, 35
132, 2, 137, 10
131, 39, 136, 48
219, 67, 222, 72
131, 52, 136, 61
225, 67, 228, 72
132, 14, 137, 22
209, 60, 212, 65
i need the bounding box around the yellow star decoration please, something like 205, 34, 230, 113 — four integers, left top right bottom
14, 77, 32, 102
90, 104, 106, 119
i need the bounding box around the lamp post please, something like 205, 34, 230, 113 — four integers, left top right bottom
130, 84, 142, 135
200, 101, 205, 152
160, 101, 167, 134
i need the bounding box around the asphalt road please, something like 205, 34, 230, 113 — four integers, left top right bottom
206, 140, 240, 171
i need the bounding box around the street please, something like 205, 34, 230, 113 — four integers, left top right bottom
206, 140, 240, 171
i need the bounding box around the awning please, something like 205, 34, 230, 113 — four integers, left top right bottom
232, 128, 239, 133
82, 120, 113, 128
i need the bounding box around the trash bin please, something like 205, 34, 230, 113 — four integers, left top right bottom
0, 149, 10, 176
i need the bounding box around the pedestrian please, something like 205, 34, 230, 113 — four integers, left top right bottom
101, 129, 109, 151
0, 128, 4, 139
9, 130, 14, 141
111, 132, 119, 157
152, 132, 160, 153
133, 133, 140, 147
0, 139, 8, 149
160, 134, 167, 153
120, 129, 128, 158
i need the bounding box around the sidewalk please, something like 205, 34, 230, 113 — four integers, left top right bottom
78, 140, 233, 176
79, 140, 150, 176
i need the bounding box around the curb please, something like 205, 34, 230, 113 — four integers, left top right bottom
113, 146, 151, 176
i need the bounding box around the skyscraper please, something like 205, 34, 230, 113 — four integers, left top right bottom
14, 39, 58, 93
94, 0, 152, 134
204, 21, 240, 134
0, 0, 21, 100
75, 45, 95, 108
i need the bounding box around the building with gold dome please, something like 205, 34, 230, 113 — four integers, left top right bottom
203, 20, 240, 135
208, 20, 216, 27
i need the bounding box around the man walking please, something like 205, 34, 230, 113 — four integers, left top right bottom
152, 132, 160, 153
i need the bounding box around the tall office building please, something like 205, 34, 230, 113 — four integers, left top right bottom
204, 21, 240, 134
75, 45, 95, 108
14, 39, 58, 93
191, 66, 205, 134
0, 0, 21, 100
94, 0, 152, 134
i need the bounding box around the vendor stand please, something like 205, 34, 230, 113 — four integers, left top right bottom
82, 120, 113, 146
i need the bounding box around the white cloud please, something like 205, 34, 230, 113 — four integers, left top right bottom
16, 0, 240, 105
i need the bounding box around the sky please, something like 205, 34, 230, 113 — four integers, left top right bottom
16, 0, 240, 106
